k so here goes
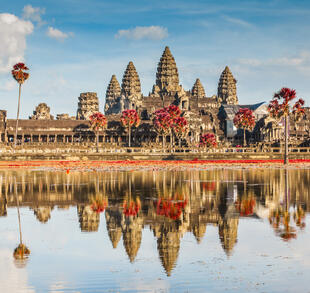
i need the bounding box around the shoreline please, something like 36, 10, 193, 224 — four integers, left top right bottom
0, 159, 310, 171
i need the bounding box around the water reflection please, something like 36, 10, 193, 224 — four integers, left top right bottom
0, 169, 309, 276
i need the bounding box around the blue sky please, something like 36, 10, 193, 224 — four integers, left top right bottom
1, 0, 310, 118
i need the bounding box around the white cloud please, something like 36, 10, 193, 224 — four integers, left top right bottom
238, 51, 310, 68
22, 5, 45, 26
115, 26, 168, 40
223, 16, 253, 28
46, 27, 73, 41
0, 13, 33, 74
0, 80, 15, 92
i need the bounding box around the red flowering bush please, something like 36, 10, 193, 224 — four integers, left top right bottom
90, 196, 108, 213
233, 108, 255, 130
233, 108, 255, 146
89, 112, 107, 152
12, 63, 29, 84
199, 133, 217, 148
120, 109, 140, 147
89, 112, 107, 131
155, 193, 187, 220
123, 198, 141, 217
153, 110, 173, 135
235, 198, 256, 216
166, 104, 181, 119
172, 116, 188, 140
121, 109, 140, 128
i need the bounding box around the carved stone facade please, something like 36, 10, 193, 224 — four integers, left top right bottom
76, 92, 99, 120
0, 46, 309, 145
217, 66, 238, 105
192, 78, 206, 99
105, 75, 121, 115
30, 103, 54, 120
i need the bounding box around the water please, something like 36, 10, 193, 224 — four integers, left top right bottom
0, 168, 309, 292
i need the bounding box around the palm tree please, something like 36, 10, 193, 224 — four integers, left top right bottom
11, 63, 30, 149
13, 178, 30, 260
268, 88, 305, 164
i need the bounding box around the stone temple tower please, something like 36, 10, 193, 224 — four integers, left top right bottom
120, 61, 143, 111
104, 75, 121, 115
217, 66, 238, 105
152, 46, 180, 95
76, 92, 99, 120
191, 78, 206, 99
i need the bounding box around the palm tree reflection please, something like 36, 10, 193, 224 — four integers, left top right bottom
13, 178, 30, 265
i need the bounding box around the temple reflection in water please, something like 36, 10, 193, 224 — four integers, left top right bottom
0, 169, 309, 276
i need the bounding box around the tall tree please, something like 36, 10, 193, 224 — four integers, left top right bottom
153, 108, 173, 148
89, 112, 107, 152
268, 88, 305, 164
172, 116, 188, 147
11, 63, 30, 148
233, 108, 255, 146
120, 109, 140, 147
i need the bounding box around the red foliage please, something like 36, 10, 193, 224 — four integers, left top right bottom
153, 105, 183, 135
153, 110, 173, 135
166, 104, 181, 119
91, 199, 107, 213
155, 197, 187, 220
89, 112, 107, 132
199, 133, 217, 148
12, 63, 29, 84
120, 109, 140, 129
172, 116, 188, 138
123, 198, 141, 217
235, 198, 256, 216
201, 182, 216, 191
233, 108, 255, 130
268, 87, 305, 119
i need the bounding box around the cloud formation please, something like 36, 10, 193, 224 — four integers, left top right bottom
223, 16, 253, 28
22, 4, 45, 26
46, 27, 73, 41
0, 13, 33, 74
115, 26, 168, 40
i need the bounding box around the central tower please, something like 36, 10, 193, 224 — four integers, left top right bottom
152, 46, 181, 95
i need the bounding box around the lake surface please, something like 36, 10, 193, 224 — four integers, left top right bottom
0, 168, 310, 293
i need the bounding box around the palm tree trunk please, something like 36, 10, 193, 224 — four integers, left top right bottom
14, 83, 22, 149
284, 115, 289, 164
96, 132, 99, 153
243, 128, 246, 147
128, 126, 131, 147
15, 178, 22, 245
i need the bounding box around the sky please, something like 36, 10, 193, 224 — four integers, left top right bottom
1, 0, 310, 118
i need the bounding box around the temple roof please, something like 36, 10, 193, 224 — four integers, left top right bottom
155, 46, 179, 93
121, 61, 141, 97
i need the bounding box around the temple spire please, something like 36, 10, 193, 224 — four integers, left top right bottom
105, 75, 121, 115
153, 46, 179, 94
217, 66, 238, 105
121, 61, 141, 98
191, 78, 206, 99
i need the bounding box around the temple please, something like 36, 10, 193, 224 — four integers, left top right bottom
0, 46, 309, 146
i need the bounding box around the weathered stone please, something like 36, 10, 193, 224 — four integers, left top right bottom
30, 103, 54, 120
217, 66, 238, 105
153, 46, 180, 94
76, 92, 99, 120
105, 75, 121, 115
192, 78, 206, 99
